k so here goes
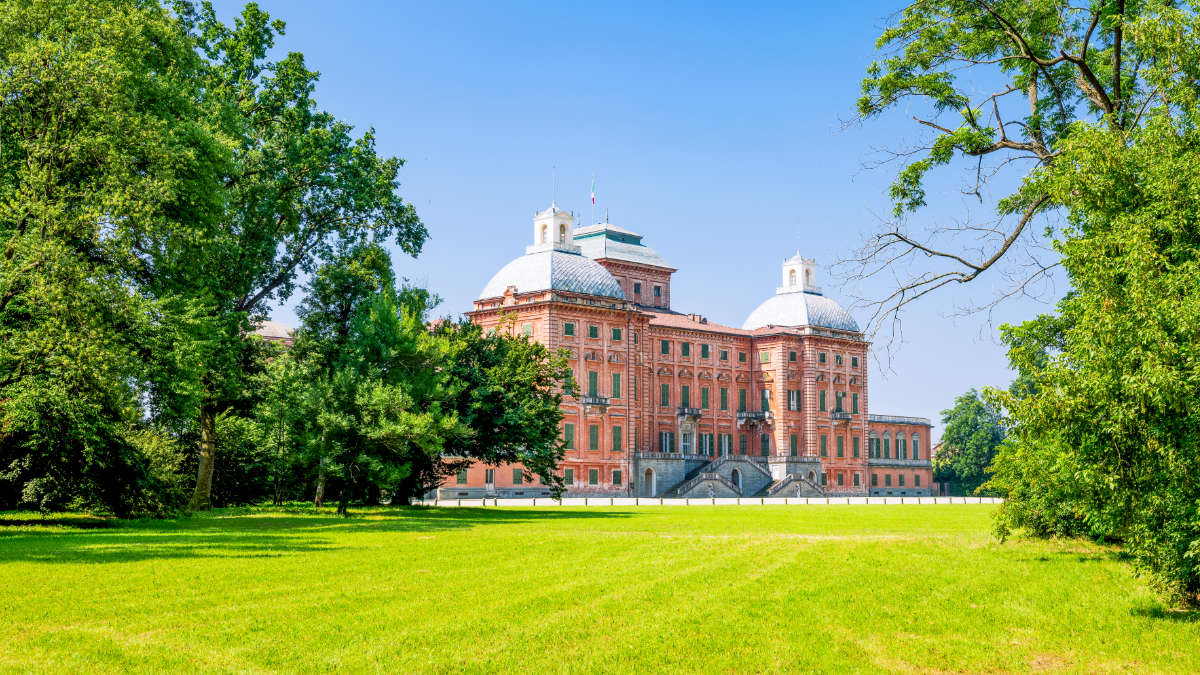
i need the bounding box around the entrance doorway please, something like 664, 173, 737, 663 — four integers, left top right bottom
644, 468, 656, 497
731, 468, 742, 491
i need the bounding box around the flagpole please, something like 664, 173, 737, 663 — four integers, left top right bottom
590, 173, 596, 226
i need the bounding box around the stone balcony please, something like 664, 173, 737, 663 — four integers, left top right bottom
676, 406, 701, 420
867, 457, 932, 468
581, 395, 610, 414
831, 411, 852, 422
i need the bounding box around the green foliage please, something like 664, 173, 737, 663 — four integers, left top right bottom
933, 389, 1004, 495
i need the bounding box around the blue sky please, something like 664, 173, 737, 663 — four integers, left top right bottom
208, 0, 1062, 441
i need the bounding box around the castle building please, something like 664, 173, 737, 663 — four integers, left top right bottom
444, 204, 933, 499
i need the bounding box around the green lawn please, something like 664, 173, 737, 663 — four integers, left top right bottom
0, 505, 1197, 673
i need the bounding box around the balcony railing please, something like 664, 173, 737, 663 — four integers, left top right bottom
867, 457, 932, 467
581, 395, 610, 406
831, 411, 852, 421
736, 411, 766, 421
677, 406, 701, 418
867, 413, 933, 426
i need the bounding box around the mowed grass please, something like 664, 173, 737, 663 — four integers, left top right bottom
1, 505, 1198, 673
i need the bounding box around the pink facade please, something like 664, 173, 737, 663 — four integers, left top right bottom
442, 206, 932, 498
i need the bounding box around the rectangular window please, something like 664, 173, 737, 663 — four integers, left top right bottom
588, 325, 599, 338
701, 387, 710, 409
738, 434, 747, 455
738, 351, 747, 363
884, 437, 890, 458
661, 340, 670, 355
701, 344, 710, 359
818, 352, 826, 364
681, 342, 691, 357
837, 473, 844, 486
589, 469, 599, 485
522, 323, 533, 337
720, 387, 729, 411
588, 425, 599, 451
632, 332, 638, 344
900, 437, 907, 459
760, 434, 769, 456
853, 437, 860, 458
654, 285, 662, 297
872, 473, 878, 487
835, 354, 843, 366
885, 474, 892, 487
565, 468, 574, 485
456, 469, 468, 485
612, 426, 622, 452
819, 390, 827, 412
564, 424, 574, 449
720, 349, 729, 361
513, 468, 523, 485
611, 372, 621, 399
852, 393, 859, 414
659, 431, 676, 452
851, 356, 859, 368
760, 350, 771, 363
612, 470, 622, 486
611, 327, 622, 342
820, 435, 828, 457
835, 392, 843, 412
681, 433, 693, 453
821, 473, 828, 486
681, 385, 690, 408
789, 350, 797, 362
633, 282, 641, 295
587, 371, 598, 397
899, 474, 906, 487
485, 469, 495, 484
563, 322, 575, 336
912, 438, 920, 460
660, 383, 670, 407
854, 473, 861, 487
738, 389, 747, 412
790, 434, 798, 456
836, 436, 844, 458
761, 389, 770, 412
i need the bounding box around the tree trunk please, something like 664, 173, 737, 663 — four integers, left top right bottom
336, 487, 349, 517
188, 405, 217, 511
314, 462, 326, 507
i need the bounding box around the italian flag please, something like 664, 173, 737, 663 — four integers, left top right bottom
590, 178, 596, 205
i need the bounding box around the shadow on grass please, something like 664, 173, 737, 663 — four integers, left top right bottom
0, 507, 633, 564
1131, 605, 1200, 623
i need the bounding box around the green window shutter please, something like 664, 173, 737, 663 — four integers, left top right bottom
819, 390, 826, 412
660, 340, 670, 355
588, 325, 598, 338
738, 351, 746, 362
837, 436, 844, 458
819, 352, 826, 364
681, 385, 690, 408
564, 322, 574, 336
914, 474, 920, 487
612, 426, 622, 452
565, 468, 574, 484
720, 350, 728, 361
885, 474, 891, 486
912, 438, 920, 460
760, 434, 769, 456
720, 388, 728, 410
738, 389, 746, 412
854, 473, 861, 486
660, 383, 670, 406
852, 393, 858, 414
612, 372, 621, 399
513, 468, 523, 485
701, 387, 709, 409
790, 434, 797, 456
853, 437, 860, 458
838, 473, 844, 486
852, 356, 859, 368
588, 371, 598, 397
701, 344, 709, 358
669, 432, 676, 452
589, 469, 599, 485
564, 424, 574, 449
739, 435, 746, 454
899, 474, 905, 487
611, 327, 622, 341
820, 435, 828, 457
681, 342, 690, 357
789, 350, 796, 362
457, 469, 468, 484
612, 470, 622, 486
589, 425, 599, 450
761, 389, 769, 412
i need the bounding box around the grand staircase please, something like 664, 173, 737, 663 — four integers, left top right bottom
662, 455, 822, 498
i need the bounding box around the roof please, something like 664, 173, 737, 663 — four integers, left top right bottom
573, 223, 674, 269
253, 320, 295, 340
478, 248, 626, 300
646, 310, 751, 336
742, 290, 860, 332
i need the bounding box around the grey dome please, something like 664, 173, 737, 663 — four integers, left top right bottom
478, 249, 626, 300
742, 291, 860, 332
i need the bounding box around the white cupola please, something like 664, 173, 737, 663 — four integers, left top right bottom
527, 203, 581, 254
778, 251, 821, 295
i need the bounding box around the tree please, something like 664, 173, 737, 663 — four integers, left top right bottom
847, 0, 1187, 341
142, 3, 427, 510
0, 0, 225, 514
933, 389, 1004, 495
394, 319, 576, 504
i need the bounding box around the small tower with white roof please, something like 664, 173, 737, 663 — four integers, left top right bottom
528, 203, 580, 254
779, 252, 821, 295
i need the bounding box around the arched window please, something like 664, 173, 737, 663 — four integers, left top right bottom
540, 224, 548, 243
788, 269, 797, 286
559, 223, 566, 240
805, 269, 813, 286
911, 434, 920, 460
